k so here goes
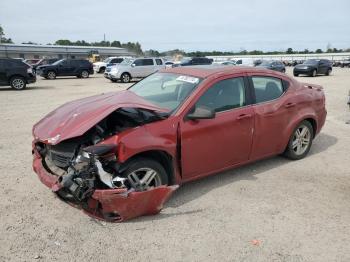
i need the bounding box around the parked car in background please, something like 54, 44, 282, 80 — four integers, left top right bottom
165, 61, 174, 68
36, 59, 94, 79
32, 66, 326, 221
340, 58, 350, 68
235, 58, 255, 66
24, 59, 41, 66
221, 60, 236, 65
0, 58, 36, 90
93, 57, 126, 73
104, 57, 165, 83
293, 59, 332, 77
257, 60, 286, 73
32, 58, 59, 72
173, 57, 213, 67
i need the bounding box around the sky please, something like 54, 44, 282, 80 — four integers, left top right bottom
0, 0, 349, 52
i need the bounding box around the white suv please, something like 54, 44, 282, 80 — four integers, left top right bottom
93, 57, 126, 73
104, 58, 166, 83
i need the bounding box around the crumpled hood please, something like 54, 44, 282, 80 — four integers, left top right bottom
33, 90, 167, 145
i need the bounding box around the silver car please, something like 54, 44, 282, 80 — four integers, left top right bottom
104, 58, 166, 83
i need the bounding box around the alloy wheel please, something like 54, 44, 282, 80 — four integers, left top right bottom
122, 74, 130, 83
47, 71, 56, 79
292, 125, 311, 156
12, 78, 25, 90
81, 71, 89, 78
127, 167, 162, 191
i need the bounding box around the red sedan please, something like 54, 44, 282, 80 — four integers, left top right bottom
32, 66, 326, 221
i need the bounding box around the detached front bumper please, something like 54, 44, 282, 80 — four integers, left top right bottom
32, 155, 178, 222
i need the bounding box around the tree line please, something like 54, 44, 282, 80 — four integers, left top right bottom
1, 25, 349, 57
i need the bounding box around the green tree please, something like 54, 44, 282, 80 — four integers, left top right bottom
0, 25, 14, 44
315, 48, 323, 53
286, 47, 294, 54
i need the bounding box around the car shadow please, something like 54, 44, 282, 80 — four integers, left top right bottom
0, 85, 55, 91
127, 133, 337, 223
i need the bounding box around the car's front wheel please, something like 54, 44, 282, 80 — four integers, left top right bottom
284, 120, 313, 160
80, 70, 89, 78
122, 158, 169, 191
293, 72, 298, 77
47, 71, 56, 80
98, 67, 105, 73
10, 76, 26, 90
311, 69, 317, 77
325, 68, 332, 76
121, 73, 131, 83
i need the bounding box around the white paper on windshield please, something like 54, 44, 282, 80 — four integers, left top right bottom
176, 75, 199, 84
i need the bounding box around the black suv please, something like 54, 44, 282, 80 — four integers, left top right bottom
293, 59, 332, 77
174, 57, 213, 67
37, 59, 94, 79
0, 58, 36, 90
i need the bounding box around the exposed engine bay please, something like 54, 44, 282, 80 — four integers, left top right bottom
34, 107, 168, 204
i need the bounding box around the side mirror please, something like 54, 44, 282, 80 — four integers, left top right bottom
131, 63, 136, 67
186, 105, 215, 120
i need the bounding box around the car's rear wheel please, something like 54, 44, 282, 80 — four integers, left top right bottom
10, 76, 26, 90
80, 70, 89, 78
325, 68, 332, 76
284, 121, 313, 160
47, 71, 56, 80
121, 73, 131, 83
122, 158, 168, 191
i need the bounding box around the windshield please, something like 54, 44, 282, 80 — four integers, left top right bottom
129, 72, 202, 112
303, 59, 319, 65
52, 59, 64, 65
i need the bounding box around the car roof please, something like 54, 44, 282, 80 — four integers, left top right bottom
161, 65, 284, 78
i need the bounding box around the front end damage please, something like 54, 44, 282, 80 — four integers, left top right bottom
32, 103, 178, 222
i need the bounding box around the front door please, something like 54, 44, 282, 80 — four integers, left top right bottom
180, 76, 254, 180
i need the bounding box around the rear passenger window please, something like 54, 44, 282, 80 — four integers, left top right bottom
196, 77, 246, 112
252, 77, 284, 103
143, 59, 154, 66
156, 59, 163, 65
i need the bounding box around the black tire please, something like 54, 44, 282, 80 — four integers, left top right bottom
110, 79, 118, 83
325, 68, 331, 76
10, 76, 26, 90
121, 73, 131, 83
98, 67, 106, 73
311, 69, 317, 77
282, 68, 286, 73
293, 72, 299, 77
80, 70, 89, 78
283, 120, 314, 160
46, 71, 56, 80
122, 157, 169, 191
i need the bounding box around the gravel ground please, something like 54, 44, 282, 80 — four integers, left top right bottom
0, 68, 349, 262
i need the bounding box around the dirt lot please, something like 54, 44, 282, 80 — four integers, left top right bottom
0, 68, 349, 262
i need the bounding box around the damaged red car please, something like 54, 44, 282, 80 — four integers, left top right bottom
32, 66, 326, 222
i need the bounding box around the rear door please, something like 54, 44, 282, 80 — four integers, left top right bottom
180, 75, 254, 179
132, 59, 155, 77
248, 74, 297, 160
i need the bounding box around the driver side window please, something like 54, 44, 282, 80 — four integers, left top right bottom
196, 77, 246, 112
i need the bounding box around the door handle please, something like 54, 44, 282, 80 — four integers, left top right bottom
284, 102, 296, 108
237, 114, 252, 120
